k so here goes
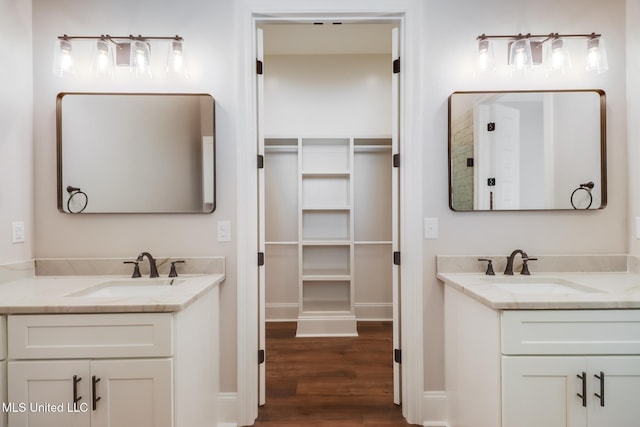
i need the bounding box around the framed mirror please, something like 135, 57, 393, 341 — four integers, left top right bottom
57, 93, 215, 213
448, 89, 606, 211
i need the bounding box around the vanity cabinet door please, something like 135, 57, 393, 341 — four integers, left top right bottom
502, 356, 587, 427
90, 358, 172, 427
587, 356, 640, 427
8, 360, 91, 427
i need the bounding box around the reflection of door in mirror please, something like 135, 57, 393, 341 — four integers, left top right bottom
448, 90, 606, 211
475, 104, 520, 210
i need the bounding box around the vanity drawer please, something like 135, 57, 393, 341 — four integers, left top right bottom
502, 310, 640, 355
8, 313, 173, 359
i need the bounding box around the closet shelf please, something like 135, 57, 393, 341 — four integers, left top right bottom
302, 274, 351, 281
301, 240, 350, 246
264, 145, 298, 153
302, 206, 351, 211
301, 170, 350, 177
354, 241, 393, 245
354, 145, 392, 153
265, 241, 298, 246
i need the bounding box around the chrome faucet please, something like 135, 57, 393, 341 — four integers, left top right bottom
504, 249, 536, 275
136, 252, 159, 278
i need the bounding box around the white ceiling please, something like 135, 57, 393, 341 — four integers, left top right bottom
262, 23, 393, 55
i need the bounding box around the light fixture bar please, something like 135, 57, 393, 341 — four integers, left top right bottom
477, 32, 601, 41
58, 34, 183, 41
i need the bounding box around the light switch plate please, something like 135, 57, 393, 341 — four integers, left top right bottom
217, 220, 231, 242
424, 218, 438, 239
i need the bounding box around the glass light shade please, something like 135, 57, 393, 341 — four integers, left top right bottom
585, 36, 608, 74
546, 38, 572, 74
476, 39, 495, 73
91, 39, 115, 79
167, 39, 190, 78
508, 38, 533, 74
130, 40, 152, 79
53, 39, 75, 77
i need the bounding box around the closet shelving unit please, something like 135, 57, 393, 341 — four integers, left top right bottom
298, 137, 355, 337
264, 136, 392, 337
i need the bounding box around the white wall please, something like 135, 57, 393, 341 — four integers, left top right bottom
422, 0, 627, 391
31, 0, 239, 391
0, 0, 33, 264
264, 54, 391, 136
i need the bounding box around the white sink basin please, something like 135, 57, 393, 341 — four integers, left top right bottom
68, 279, 185, 298
485, 277, 600, 294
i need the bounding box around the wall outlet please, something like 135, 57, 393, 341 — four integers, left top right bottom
217, 220, 231, 242
424, 217, 439, 239
12, 221, 25, 243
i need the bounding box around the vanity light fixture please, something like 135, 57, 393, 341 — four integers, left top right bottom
476, 32, 607, 75
53, 34, 189, 79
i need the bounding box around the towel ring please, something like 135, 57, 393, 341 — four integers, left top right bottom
66, 185, 88, 213
570, 182, 594, 210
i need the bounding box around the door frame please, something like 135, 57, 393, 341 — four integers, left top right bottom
235, 3, 425, 425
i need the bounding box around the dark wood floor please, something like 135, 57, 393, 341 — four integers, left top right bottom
252, 321, 414, 427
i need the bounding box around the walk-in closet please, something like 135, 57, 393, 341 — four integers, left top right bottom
260, 23, 396, 337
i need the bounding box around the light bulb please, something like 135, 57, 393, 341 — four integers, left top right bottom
130, 40, 152, 79
476, 39, 495, 73
546, 37, 571, 74
91, 39, 115, 79
585, 36, 608, 74
53, 39, 75, 77
508, 38, 533, 75
167, 39, 189, 78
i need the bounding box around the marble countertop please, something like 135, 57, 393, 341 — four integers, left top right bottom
437, 271, 640, 310
0, 274, 224, 314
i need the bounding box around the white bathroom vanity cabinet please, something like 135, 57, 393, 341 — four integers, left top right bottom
0, 280, 219, 427
444, 284, 640, 427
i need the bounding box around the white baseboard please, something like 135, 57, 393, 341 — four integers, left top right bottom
423, 391, 448, 427
218, 392, 238, 427
354, 302, 393, 320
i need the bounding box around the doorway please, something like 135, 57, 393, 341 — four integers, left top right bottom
238, 8, 425, 426
257, 21, 400, 410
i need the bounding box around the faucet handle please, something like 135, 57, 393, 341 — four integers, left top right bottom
521, 257, 538, 275
478, 258, 495, 276
123, 261, 141, 278
169, 260, 185, 278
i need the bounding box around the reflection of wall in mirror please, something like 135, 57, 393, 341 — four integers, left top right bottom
450, 109, 474, 210
552, 92, 601, 209
62, 95, 206, 212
